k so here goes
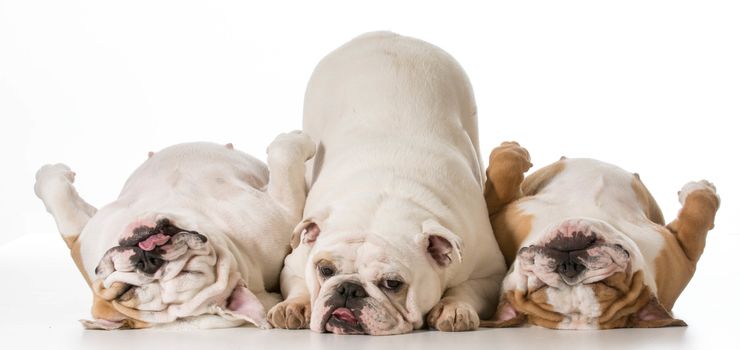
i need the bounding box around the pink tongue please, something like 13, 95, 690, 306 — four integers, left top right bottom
332, 308, 357, 324
138, 233, 170, 251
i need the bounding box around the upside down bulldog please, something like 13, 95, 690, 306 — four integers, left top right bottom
35, 132, 315, 329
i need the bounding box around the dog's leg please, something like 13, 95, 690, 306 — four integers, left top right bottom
427, 275, 502, 332
267, 244, 312, 329
266, 131, 316, 221
666, 180, 720, 262
484, 142, 532, 215
34, 164, 97, 247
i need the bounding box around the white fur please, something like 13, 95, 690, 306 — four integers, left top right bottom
547, 285, 601, 330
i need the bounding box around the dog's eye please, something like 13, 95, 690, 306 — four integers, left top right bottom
380, 279, 404, 291
319, 265, 335, 278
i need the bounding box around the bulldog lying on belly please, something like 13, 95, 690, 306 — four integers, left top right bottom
34, 132, 315, 329
481, 142, 720, 329
267, 32, 508, 335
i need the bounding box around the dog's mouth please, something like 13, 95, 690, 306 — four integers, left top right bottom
95, 218, 208, 278
323, 307, 365, 335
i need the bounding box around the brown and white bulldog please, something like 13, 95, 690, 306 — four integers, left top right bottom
267, 32, 507, 335
34, 132, 315, 329
480, 142, 720, 329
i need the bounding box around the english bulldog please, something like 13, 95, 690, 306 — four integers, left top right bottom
481, 142, 720, 329
34, 132, 315, 329
267, 32, 508, 335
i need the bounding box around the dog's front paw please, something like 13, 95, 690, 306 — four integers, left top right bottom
267, 130, 316, 162
426, 299, 480, 332
678, 180, 719, 206
34, 163, 76, 201
267, 297, 311, 329
489, 141, 532, 172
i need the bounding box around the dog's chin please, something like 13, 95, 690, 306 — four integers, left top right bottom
322, 307, 366, 335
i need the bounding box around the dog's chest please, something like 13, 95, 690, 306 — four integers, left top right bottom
546, 285, 601, 329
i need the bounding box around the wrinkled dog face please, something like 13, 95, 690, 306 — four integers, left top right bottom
494, 218, 684, 329
296, 219, 459, 335
89, 215, 266, 329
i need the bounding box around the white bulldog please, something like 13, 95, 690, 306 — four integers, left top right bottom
481, 142, 720, 329
34, 132, 315, 330
268, 32, 507, 334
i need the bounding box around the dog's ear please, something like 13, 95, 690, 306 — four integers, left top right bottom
290, 208, 331, 249
290, 219, 321, 249
218, 280, 269, 329
417, 220, 463, 268
627, 296, 686, 328
81, 281, 150, 330
480, 298, 527, 328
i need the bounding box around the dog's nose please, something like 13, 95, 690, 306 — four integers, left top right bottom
546, 231, 597, 281
557, 259, 586, 279
337, 282, 367, 299
547, 231, 597, 252
134, 250, 165, 274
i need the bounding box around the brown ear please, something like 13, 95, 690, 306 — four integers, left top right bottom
480, 299, 527, 328
628, 296, 687, 328
290, 219, 321, 249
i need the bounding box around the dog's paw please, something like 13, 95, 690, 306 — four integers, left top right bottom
426, 299, 480, 332
267, 130, 316, 162
34, 163, 76, 201
267, 297, 311, 329
489, 141, 532, 173
678, 180, 719, 206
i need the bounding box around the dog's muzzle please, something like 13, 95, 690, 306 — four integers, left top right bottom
518, 220, 631, 286
322, 281, 369, 334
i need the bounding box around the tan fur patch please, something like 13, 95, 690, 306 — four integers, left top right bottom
521, 160, 566, 196
484, 142, 532, 214
655, 188, 719, 309
492, 205, 533, 266
62, 235, 92, 287
653, 228, 695, 310
667, 189, 720, 262
488, 158, 566, 266
631, 176, 666, 225
506, 289, 565, 328
594, 270, 652, 328
90, 280, 149, 329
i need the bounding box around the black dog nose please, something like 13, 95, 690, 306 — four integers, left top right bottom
546, 231, 597, 280
134, 249, 165, 274
547, 231, 597, 251
337, 282, 367, 299
557, 259, 587, 279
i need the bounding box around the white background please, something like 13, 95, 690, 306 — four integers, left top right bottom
1, 1, 738, 349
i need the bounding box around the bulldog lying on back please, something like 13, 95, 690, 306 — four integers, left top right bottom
268, 32, 508, 334
482, 142, 720, 329
34, 132, 315, 329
